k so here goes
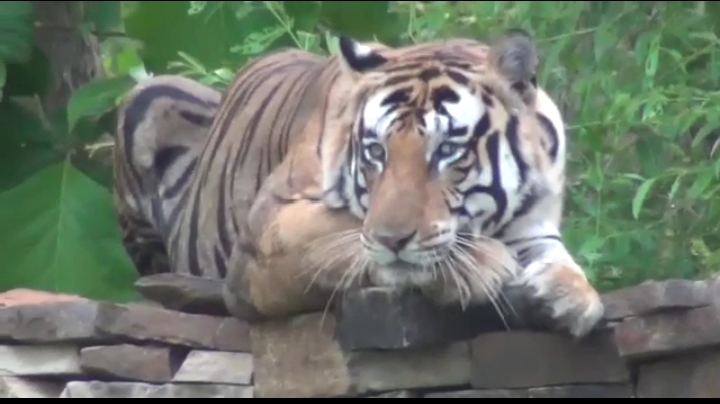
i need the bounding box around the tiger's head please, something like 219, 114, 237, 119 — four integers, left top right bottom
320, 30, 554, 290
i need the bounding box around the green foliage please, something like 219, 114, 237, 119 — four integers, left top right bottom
0, 161, 140, 302
4, 1, 720, 301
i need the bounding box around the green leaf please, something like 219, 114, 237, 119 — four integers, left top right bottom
67, 76, 135, 131
0, 1, 33, 63
124, 1, 261, 73
85, 1, 123, 33
687, 170, 716, 200
319, 1, 402, 43
0, 161, 139, 302
283, 1, 321, 32
632, 177, 658, 219
2, 45, 51, 98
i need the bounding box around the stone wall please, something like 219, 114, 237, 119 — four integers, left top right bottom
1, 274, 720, 398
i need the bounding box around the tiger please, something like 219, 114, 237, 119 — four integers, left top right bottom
112, 28, 604, 338
113, 75, 221, 277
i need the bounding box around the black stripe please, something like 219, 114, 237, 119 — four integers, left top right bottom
217, 150, 233, 257
213, 246, 228, 278
122, 84, 215, 189
200, 60, 291, 188
153, 145, 188, 180
505, 116, 528, 184
536, 113, 560, 162
163, 159, 196, 199
186, 187, 203, 276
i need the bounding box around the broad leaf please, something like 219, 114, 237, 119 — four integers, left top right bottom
67, 76, 135, 131
0, 161, 140, 302
85, 1, 123, 33
0, 1, 33, 63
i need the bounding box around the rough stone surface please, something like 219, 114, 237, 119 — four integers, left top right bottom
135, 273, 228, 316
636, 349, 720, 398
336, 287, 528, 351
5, 277, 720, 399
80, 345, 173, 382
425, 384, 633, 398
614, 304, 720, 360
0, 290, 102, 343
367, 390, 420, 398
0, 377, 64, 398
94, 302, 251, 351
349, 342, 471, 394
469, 331, 629, 388
60, 381, 253, 398
0, 345, 80, 376
251, 312, 351, 398
602, 279, 709, 320
173, 350, 253, 385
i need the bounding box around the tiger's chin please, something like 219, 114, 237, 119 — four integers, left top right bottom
364, 248, 517, 312
367, 261, 437, 289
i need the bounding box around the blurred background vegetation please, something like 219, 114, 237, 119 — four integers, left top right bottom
1, 1, 720, 302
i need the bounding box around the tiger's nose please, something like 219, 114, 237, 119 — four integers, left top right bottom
375, 231, 416, 253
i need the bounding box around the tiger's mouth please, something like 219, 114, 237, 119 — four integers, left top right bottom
383, 259, 422, 271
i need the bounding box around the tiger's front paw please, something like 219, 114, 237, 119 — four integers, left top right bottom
520, 261, 604, 338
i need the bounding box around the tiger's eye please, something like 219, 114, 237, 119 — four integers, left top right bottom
438, 142, 459, 157
367, 143, 386, 160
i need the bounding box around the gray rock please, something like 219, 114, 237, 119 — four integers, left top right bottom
613, 304, 720, 360
0, 299, 102, 343
94, 302, 251, 351
60, 381, 253, 398
602, 279, 709, 321
636, 348, 720, 397
0, 345, 80, 376
135, 273, 229, 316
366, 390, 419, 398
348, 342, 471, 394
425, 384, 633, 398
469, 331, 629, 388
0, 377, 64, 398
80, 345, 173, 382
251, 312, 351, 398
335, 287, 527, 351
173, 350, 253, 385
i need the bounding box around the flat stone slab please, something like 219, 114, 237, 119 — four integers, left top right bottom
602, 279, 709, 321
0, 289, 251, 351
60, 381, 253, 398
80, 345, 173, 382
426, 384, 633, 398
613, 304, 720, 360
94, 302, 251, 352
335, 287, 529, 351
0, 289, 103, 343
173, 350, 253, 385
469, 331, 629, 388
0, 377, 64, 398
135, 273, 229, 316
636, 348, 720, 397
0, 345, 80, 376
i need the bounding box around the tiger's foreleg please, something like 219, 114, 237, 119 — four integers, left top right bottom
223, 180, 366, 320
504, 227, 604, 338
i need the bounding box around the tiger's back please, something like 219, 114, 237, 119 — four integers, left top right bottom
154, 49, 336, 279
113, 75, 221, 276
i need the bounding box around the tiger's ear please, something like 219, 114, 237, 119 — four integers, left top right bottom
489, 28, 539, 99
338, 34, 387, 73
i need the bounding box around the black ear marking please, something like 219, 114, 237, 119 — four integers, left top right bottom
338, 34, 387, 72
